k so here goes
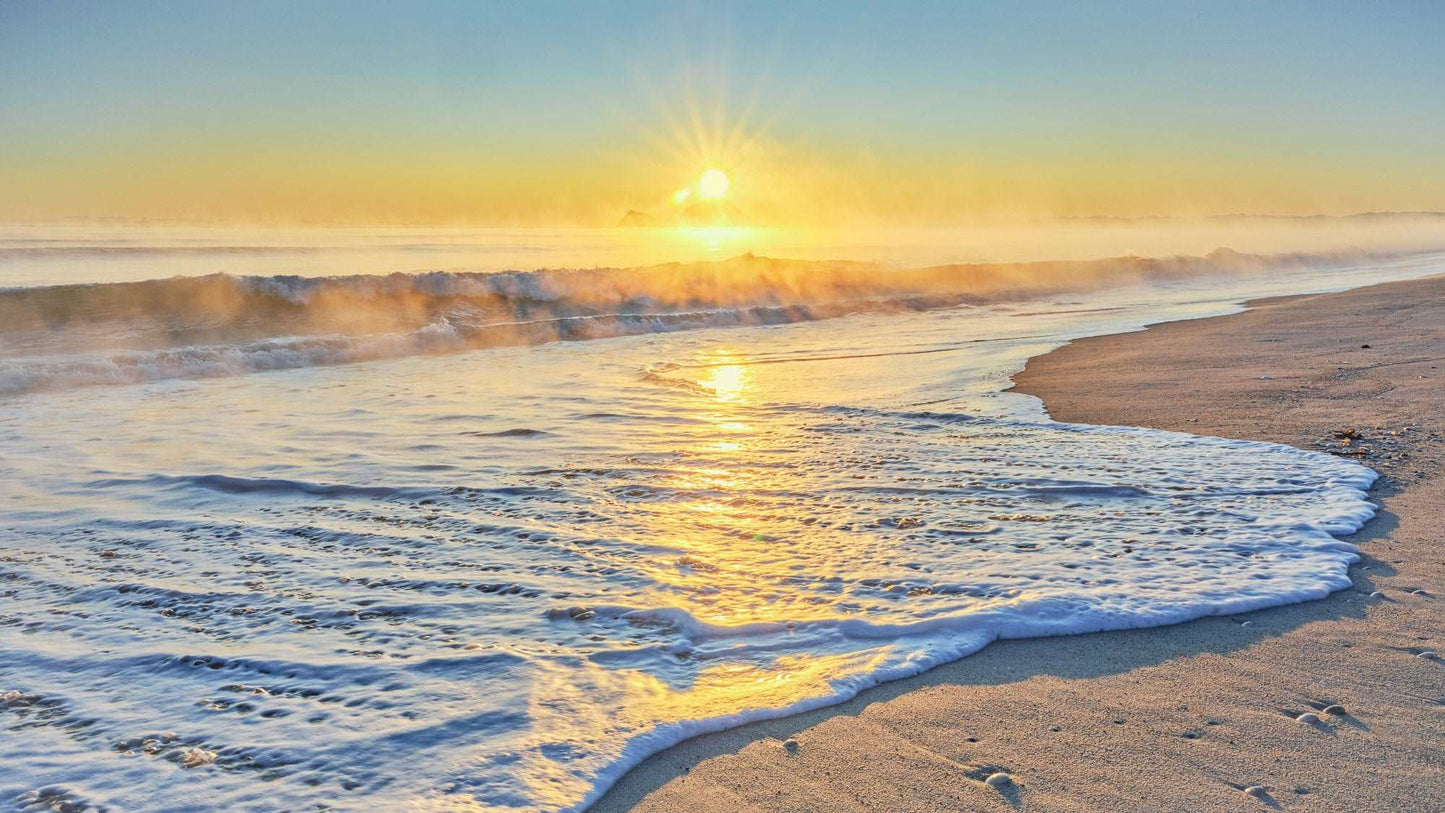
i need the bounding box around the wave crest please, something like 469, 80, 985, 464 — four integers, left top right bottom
0, 247, 1406, 395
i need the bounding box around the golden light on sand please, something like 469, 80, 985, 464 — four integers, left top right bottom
696, 168, 731, 200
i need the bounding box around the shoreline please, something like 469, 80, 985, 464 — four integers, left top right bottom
595, 274, 1445, 812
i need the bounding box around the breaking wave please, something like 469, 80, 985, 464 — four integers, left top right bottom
0, 247, 1415, 395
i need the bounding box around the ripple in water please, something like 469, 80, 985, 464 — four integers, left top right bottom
0, 392, 1373, 810
5, 248, 1430, 810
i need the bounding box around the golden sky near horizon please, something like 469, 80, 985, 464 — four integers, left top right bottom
3, 2, 1443, 225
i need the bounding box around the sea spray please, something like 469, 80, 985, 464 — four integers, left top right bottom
0, 247, 1424, 396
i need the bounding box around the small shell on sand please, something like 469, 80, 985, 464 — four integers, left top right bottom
1418, 650, 1438, 660
985, 772, 1012, 787
782, 738, 799, 753
1322, 704, 1346, 715
1369, 591, 1385, 598
1296, 712, 1320, 723
1240, 621, 1255, 627
1244, 786, 1269, 798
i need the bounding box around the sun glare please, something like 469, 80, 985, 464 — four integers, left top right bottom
697, 168, 731, 200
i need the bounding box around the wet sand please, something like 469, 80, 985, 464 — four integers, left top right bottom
595, 275, 1445, 812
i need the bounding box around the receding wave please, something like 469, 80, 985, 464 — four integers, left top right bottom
0, 246, 1419, 395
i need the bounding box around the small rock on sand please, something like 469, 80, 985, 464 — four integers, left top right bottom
180, 748, 216, 768
1419, 650, 1438, 660
985, 772, 1012, 787
782, 738, 799, 753
1370, 591, 1385, 598
1296, 712, 1320, 723
1244, 785, 1269, 798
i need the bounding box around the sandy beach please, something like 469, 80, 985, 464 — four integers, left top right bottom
595, 274, 1445, 813
8, 7, 1445, 811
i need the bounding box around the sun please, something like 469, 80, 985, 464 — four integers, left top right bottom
696, 168, 730, 200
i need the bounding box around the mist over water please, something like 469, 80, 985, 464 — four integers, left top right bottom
4, 216, 1445, 287
3, 218, 1444, 397
0, 222, 1442, 811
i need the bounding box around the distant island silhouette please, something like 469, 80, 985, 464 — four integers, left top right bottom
618, 199, 746, 227
617, 210, 660, 227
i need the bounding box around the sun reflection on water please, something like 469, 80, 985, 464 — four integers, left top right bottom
699, 362, 748, 403
670, 225, 756, 254
698, 354, 751, 453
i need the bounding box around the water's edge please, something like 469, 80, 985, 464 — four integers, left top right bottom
575, 282, 1390, 813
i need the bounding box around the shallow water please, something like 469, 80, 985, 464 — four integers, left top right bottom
0, 232, 1442, 811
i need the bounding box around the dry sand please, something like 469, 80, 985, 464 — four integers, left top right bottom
594, 275, 1445, 812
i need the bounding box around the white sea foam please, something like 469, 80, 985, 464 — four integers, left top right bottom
0, 239, 1436, 811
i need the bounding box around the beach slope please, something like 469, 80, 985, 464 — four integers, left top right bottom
596, 275, 1445, 812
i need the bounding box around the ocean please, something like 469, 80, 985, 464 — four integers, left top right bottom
1, 222, 1441, 811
